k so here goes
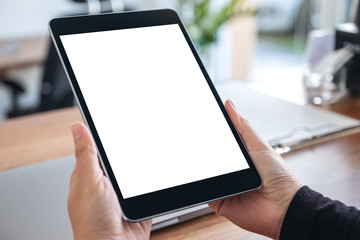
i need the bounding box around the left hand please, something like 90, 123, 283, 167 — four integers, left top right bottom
68, 122, 152, 240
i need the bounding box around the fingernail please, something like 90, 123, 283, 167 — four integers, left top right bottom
229, 100, 237, 110
71, 123, 82, 141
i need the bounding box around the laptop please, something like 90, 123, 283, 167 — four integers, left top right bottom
0, 155, 212, 240
0, 82, 359, 239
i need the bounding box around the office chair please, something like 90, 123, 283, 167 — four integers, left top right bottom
6, 41, 74, 118
6, 0, 127, 118
2, 78, 25, 116
38, 41, 74, 112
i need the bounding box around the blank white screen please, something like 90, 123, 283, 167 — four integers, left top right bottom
60, 24, 249, 199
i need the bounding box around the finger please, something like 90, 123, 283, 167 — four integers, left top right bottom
208, 201, 223, 214
71, 122, 103, 179
225, 100, 271, 152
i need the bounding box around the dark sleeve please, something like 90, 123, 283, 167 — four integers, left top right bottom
280, 186, 360, 240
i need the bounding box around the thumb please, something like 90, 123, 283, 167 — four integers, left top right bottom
71, 122, 103, 179
224, 100, 271, 152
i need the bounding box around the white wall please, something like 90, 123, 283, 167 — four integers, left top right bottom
0, 0, 78, 39
0, 0, 174, 39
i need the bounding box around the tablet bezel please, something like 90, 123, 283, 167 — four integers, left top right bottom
49, 9, 262, 222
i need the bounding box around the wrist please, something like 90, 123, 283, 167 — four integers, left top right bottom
274, 182, 303, 240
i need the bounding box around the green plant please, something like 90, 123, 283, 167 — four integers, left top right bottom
176, 0, 256, 53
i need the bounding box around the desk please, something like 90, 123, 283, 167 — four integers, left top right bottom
0, 36, 49, 79
0, 95, 360, 239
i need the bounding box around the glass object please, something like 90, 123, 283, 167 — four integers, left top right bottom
303, 64, 347, 105
302, 33, 354, 105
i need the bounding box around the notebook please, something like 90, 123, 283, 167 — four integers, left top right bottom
216, 82, 360, 153
1, 82, 359, 239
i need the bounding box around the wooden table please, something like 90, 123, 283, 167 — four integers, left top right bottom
0, 94, 359, 240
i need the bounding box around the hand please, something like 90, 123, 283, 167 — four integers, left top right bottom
68, 122, 152, 240
209, 100, 303, 239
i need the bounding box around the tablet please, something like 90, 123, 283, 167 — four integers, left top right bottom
49, 9, 261, 222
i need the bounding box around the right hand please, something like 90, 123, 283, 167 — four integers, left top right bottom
209, 100, 303, 239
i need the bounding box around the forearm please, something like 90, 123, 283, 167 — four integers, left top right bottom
280, 186, 360, 240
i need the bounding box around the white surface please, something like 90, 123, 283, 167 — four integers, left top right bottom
60, 24, 249, 199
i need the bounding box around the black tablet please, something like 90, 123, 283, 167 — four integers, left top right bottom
49, 9, 261, 222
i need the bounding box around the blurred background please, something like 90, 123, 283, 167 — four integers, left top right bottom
0, 0, 356, 121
